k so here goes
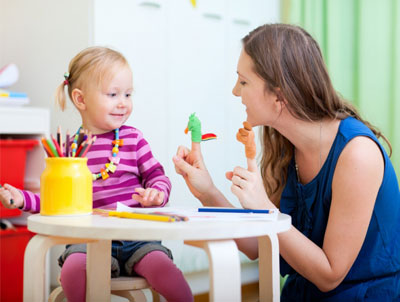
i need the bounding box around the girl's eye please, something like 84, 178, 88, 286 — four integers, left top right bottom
125, 93, 131, 98
108, 93, 117, 97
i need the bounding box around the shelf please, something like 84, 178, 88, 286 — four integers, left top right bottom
0, 107, 50, 136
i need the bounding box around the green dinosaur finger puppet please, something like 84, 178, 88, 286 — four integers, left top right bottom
184, 113, 217, 142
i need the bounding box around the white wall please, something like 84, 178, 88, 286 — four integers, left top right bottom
91, 0, 280, 207
0, 0, 92, 134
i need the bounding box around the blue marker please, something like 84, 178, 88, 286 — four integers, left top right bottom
198, 207, 270, 214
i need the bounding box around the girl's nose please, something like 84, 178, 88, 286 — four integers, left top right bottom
117, 97, 126, 108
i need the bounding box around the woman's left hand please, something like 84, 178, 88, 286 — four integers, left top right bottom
132, 188, 164, 207
226, 158, 273, 209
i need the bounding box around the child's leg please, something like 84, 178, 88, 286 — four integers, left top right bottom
60, 252, 87, 302
133, 250, 193, 302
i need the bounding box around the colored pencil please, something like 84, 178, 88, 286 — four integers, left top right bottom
51, 134, 63, 157
152, 212, 189, 221
80, 136, 96, 157
41, 137, 54, 157
57, 126, 63, 156
46, 138, 59, 157
76, 128, 85, 146
75, 141, 86, 157
65, 130, 70, 157
108, 211, 176, 222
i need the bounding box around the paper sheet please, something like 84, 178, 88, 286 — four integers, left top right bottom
116, 203, 278, 222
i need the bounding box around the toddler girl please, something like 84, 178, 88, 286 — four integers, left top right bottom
0, 46, 193, 302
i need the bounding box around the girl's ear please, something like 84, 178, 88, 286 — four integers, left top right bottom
71, 88, 86, 111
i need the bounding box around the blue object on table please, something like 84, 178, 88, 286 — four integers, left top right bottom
198, 207, 270, 214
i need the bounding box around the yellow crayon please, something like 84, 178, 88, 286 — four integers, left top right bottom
108, 211, 176, 222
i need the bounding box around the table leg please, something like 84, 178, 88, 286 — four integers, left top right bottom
23, 234, 94, 302
86, 239, 111, 302
258, 234, 280, 302
185, 239, 241, 302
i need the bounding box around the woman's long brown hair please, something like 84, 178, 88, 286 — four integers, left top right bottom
242, 24, 391, 207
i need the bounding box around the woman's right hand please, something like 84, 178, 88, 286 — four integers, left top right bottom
0, 184, 24, 209
173, 142, 217, 203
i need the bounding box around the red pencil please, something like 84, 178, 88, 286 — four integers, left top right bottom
75, 141, 86, 157
51, 134, 63, 157
57, 126, 63, 156
80, 136, 96, 157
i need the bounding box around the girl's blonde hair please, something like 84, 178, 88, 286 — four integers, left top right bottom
55, 46, 129, 111
242, 24, 392, 207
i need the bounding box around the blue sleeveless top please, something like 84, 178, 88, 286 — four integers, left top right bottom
280, 117, 400, 301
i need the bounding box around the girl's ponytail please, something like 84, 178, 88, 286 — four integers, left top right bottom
55, 81, 67, 111
55, 72, 70, 111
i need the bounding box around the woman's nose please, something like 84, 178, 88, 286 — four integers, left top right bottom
232, 81, 240, 97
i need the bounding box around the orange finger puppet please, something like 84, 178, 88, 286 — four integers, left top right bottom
236, 121, 256, 159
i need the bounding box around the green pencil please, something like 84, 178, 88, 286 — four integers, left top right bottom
46, 138, 59, 157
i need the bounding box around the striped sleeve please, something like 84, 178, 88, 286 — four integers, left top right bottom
19, 190, 41, 213
135, 132, 172, 206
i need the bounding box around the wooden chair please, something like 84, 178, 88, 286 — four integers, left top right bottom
48, 276, 160, 302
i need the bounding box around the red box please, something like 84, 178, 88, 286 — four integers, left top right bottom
0, 139, 38, 218
0, 226, 34, 302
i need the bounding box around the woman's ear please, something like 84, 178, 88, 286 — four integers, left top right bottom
274, 88, 287, 111
71, 88, 86, 111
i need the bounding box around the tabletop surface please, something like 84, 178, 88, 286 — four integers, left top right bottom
28, 211, 291, 241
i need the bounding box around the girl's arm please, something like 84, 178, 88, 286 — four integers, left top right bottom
278, 136, 383, 291
136, 134, 171, 207
0, 183, 40, 213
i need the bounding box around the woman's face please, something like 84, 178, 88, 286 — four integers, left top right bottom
232, 50, 279, 127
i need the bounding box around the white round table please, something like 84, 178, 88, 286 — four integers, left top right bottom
24, 212, 291, 302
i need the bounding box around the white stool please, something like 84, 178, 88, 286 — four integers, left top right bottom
48, 276, 160, 302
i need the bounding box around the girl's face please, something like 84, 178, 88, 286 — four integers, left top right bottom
82, 65, 133, 134
232, 50, 279, 127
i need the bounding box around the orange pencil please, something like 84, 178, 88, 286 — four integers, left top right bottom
51, 134, 63, 157
41, 137, 54, 157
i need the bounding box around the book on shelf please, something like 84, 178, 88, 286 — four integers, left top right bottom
0, 89, 30, 106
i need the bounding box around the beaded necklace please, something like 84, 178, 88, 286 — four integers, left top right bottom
71, 126, 122, 181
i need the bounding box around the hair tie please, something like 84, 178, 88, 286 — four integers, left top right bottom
64, 72, 70, 86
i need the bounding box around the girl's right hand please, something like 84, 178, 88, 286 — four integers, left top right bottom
172, 142, 216, 202
0, 184, 24, 209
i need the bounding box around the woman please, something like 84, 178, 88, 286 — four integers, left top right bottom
173, 24, 400, 301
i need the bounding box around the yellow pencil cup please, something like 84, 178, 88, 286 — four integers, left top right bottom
40, 158, 92, 216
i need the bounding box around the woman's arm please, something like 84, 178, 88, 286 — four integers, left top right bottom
278, 136, 383, 291
173, 142, 261, 259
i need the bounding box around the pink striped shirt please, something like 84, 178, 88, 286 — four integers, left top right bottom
21, 126, 171, 212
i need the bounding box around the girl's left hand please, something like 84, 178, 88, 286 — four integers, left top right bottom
226, 158, 273, 210
132, 188, 165, 207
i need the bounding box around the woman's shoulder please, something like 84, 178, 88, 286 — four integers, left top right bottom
338, 117, 375, 141
336, 117, 383, 169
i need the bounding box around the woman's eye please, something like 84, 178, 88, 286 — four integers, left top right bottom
240, 81, 247, 86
